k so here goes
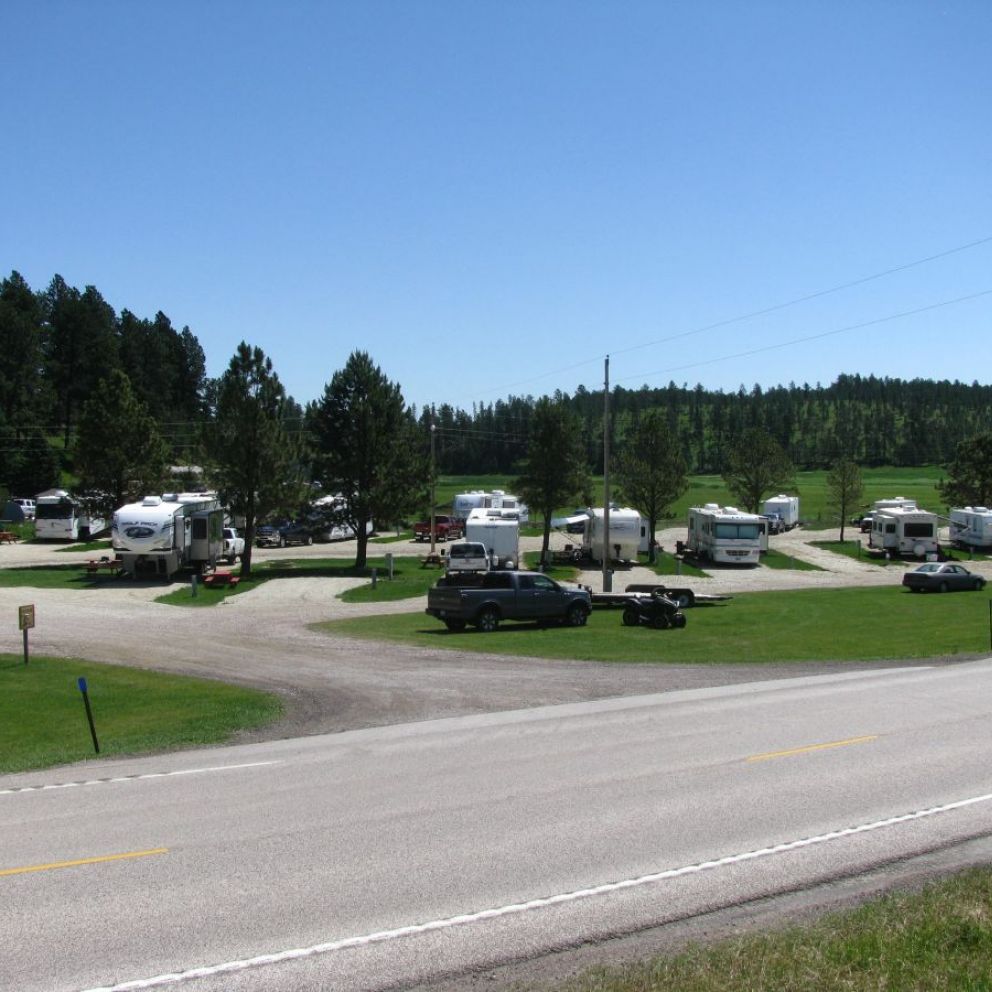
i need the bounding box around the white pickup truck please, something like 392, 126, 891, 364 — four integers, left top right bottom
222, 527, 246, 564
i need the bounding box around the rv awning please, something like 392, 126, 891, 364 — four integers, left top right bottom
551, 513, 590, 528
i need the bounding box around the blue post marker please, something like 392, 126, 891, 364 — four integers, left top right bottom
77, 677, 100, 754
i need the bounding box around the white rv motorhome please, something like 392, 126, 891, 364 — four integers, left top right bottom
949, 507, 992, 550
453, 490, 529, 524
34, 490, 107, 541
686, 504, 763, 565
310, 494, 373, 541
112, 492, 224, 578
762, 494, 800, 530
465, 507, 520, 569
869, 506, 939, 557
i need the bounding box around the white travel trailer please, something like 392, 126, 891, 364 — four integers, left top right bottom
465, 507, 520, 569
310, 494, 373, 541
453, 490, 529, 524
949, 507, 992, 550
869, 506, 939, 557
112, 492, 224, 578
762, 494, 800, 529
34, 490, 107, 541
582, 507, 643, 563
686, 504, 763, 565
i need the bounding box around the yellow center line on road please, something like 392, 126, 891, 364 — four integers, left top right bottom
0, 847, 168, 878
748, 735, 879, 763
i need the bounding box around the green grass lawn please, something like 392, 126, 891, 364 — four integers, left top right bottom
811, 540, 910, 567
0, 655, 282, 773
761, 549, 823, 571
558, 867, 992, 992
0, 564, 121, 589
154, 555, 440, 606
318, 585, 992, 664
642, 551, 709, 578
55, 538, 114, 553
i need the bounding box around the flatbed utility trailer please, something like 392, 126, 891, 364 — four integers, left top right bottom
591, 584, 731, 610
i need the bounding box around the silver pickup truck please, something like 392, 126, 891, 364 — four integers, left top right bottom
425, 570, 592, 632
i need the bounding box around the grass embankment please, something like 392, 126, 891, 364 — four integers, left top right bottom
559, 867, 992, 992
761, 549, 823, 571
0, 655, 282, 773
320, 585, 992, 664
0, 564, 116, 590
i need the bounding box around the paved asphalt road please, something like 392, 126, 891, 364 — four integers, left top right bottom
4, 660, 992, 992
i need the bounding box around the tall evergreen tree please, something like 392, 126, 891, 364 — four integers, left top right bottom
515, 397, 589, 568
310, 351, 425, 569
615, 409, 688, 562
722, 427, 795, 513
205, 342, 304, 575
74, 370, 170, 514
938, 433, 992, 508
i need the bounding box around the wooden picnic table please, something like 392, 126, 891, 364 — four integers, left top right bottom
420, 552, 444, 568
0, 531, 19, 544
203, 570, 240, 587
85, 557, 124, 574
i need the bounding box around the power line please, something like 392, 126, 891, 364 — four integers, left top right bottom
618, 288, 992, 385
456, 233, 992, 401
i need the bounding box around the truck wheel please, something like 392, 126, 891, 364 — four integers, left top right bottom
566, 603, 588, 627
475, 607, 499, 632
622, 606, 640, 627
443, 619, 467, 632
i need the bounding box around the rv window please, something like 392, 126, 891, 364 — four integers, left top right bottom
192, 518, 207, 540
904, 523, 933, 538
885, 524, 896, 534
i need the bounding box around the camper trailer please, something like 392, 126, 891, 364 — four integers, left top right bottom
464, 507, 520, 569
762, 494, 800, 530
34, 490, 107, 541
686, 504, 763, 565
112, 492, 224, 578
872, 496, 918, 512
453, 490, 529, 524
309, 494, 373, 541
581, 507, 643, 563
949, 507, 992, 550
869, 506, 939, 557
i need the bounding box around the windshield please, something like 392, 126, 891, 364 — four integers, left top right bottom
714, 523, 760, 540
36, 502, 74, 520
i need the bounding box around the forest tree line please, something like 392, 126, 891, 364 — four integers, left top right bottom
3, 269, 992, 501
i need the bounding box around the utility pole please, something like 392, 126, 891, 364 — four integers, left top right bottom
603, 355, 612, 593
429, 409, 437, 556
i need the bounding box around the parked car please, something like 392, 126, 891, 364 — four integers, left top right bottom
12, 498, 36, 520
858, 513, 875, 533
278, 520, 315, 546
255, 520, 289, 548
901, 562, 987, 593
221, 527, 245, 564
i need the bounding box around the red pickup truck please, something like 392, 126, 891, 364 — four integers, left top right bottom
413, 515, 463, 542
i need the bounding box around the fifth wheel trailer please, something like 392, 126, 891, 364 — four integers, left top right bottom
112, 492, 224, 578
949, 507, 992, 550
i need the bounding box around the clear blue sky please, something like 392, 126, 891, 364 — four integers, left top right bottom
4, 1, 990, 413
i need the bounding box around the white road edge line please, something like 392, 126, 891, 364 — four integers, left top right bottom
80, 789, 992, 992
1, 762, 278, 797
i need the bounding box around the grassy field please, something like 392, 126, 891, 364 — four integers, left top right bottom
761, 549, 823, 571
557, 867, 992, 992
0, 563, 119, 589
427, 467, 947, 532
811, 540, 909, 567
0, 654, 282, 773
319, 585, 992, 663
